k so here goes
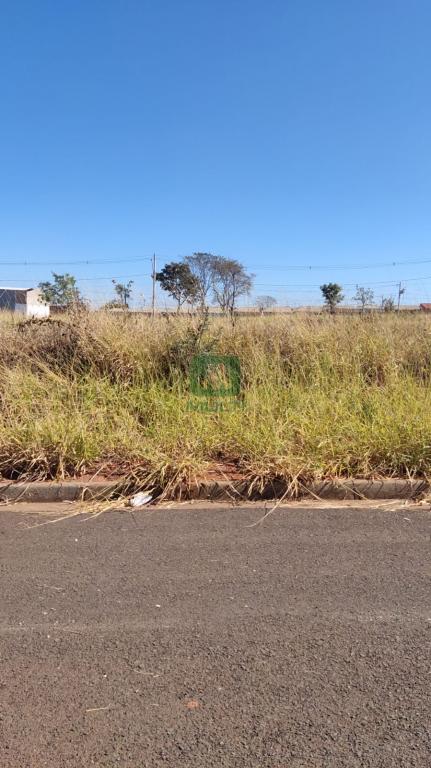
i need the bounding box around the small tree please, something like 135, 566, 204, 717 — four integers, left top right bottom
256, 295, 277, 314
320, 283, 344, 314
112, 280, 133, 308
211, 257, 254, 318
353, 285, 375, 314
38, 272, 83, 307
381, 296, 395, 312
184, 252, 216, 308
156, 261, 199, 310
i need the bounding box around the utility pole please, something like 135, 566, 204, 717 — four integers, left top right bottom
151, 253, 156, 317
397, 282, 405, 311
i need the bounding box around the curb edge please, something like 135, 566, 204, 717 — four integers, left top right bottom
0, 478, 428, 503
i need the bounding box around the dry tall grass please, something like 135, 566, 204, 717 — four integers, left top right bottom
0, 310, 430, 491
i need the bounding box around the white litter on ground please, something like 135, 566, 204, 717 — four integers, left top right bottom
129, 492, 153, 507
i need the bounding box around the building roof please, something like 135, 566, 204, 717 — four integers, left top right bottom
0, 287, 36, 292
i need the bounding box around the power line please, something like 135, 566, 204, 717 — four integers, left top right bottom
0, 272, 428, 292
0, 273, 152, 284
253, 274, 431, 289
0, 256, 153, 267
1, 253, 431, 270
0, 250, 430, 303
77, 272, 151, 282
247, 257, 431, 271
174, 251, 431, 271
1, 273, 427, 289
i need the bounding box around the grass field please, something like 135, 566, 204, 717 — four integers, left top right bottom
0, 310, 430, 495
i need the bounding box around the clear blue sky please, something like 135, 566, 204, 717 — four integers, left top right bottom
1, 0, 431, 307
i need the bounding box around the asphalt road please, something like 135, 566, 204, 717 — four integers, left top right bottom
0, 503, 430, 767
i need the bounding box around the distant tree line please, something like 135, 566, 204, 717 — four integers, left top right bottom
38, 255, 256, 316
319, 283, 398, 314
38, 267, 399, 315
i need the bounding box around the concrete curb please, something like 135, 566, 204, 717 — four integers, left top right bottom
192, 478, 429, 501
0, 478, 428, 503
0, 481, 120, 503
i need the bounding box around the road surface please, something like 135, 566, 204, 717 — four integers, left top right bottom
0, 503, 430, 767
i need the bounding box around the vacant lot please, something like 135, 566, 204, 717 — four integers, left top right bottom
0, 311, 430, 493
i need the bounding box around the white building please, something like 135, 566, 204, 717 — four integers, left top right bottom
0, 287, 50, 317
